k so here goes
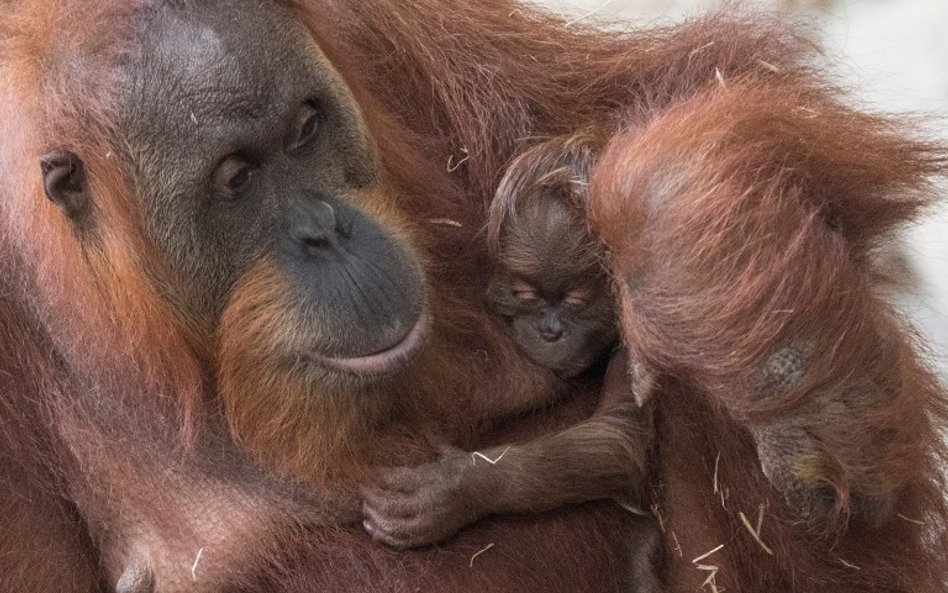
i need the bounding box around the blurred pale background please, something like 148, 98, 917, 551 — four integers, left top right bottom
538, 0, 948, 378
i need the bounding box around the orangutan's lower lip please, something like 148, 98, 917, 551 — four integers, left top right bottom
309, 312, 429, 377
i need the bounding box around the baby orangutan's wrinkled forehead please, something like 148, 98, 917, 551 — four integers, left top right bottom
500, 197, 603, 291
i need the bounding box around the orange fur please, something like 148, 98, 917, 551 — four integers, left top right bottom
588, 80, 948, 592
0, 0, 945, 591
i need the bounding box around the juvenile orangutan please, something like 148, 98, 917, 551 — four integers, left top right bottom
362, 134, 663, 576
482, 133, 657, 404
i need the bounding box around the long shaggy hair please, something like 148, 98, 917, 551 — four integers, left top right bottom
0, 0, 945, 591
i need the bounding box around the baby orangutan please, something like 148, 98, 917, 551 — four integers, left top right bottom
481, 132, 655, 405
362, 133, 665, 592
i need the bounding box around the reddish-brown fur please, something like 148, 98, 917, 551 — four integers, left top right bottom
1, 1, 946, 592
588, 82, 948, 590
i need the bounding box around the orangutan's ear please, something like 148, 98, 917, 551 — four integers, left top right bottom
41, 148, 90, 219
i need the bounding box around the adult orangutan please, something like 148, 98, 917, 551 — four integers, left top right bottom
0, 2, 945, 593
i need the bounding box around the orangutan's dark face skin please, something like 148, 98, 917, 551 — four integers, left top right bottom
487, 198, 616, 377
111, 0, 428, 382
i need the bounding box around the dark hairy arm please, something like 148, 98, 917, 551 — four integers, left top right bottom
362, 351, 654, 549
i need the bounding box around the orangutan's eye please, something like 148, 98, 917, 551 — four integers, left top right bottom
212, 155, 255, 201
289, 100, 321, 152
511, 280, 540, 304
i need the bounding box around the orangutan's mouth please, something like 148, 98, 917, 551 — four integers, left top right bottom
308, 311, 429, 378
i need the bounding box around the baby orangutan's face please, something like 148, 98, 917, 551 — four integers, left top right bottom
487, 199, 617, 377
